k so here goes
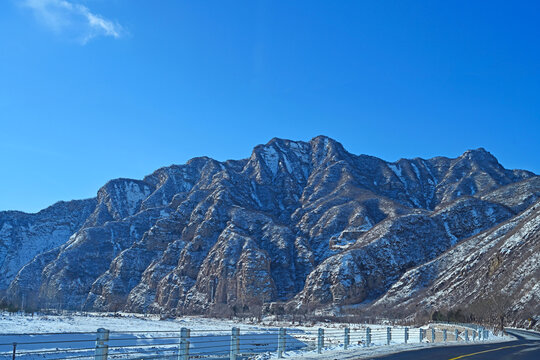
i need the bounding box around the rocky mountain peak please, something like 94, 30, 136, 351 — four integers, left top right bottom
459, 147, 501, 168
308, 135, 348, 164
97, 178, 153, 220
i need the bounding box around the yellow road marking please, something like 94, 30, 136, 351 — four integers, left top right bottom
447, 344, 527, 359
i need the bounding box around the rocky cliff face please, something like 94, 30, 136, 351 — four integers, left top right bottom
369, 196, 540, 322
2, 136, 538, 320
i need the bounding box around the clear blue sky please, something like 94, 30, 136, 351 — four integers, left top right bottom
1, 1, 539, 213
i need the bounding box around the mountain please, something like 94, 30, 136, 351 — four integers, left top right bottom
1, 136, 538, 323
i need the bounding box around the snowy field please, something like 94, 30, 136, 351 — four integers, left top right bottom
0, 312, 509, 359
1, 311, 264, 334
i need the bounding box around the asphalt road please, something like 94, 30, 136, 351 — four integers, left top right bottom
369, 328, 540, 360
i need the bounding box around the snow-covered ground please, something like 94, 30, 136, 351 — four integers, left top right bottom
0, 312, 510, 359
1, 311, 262, 334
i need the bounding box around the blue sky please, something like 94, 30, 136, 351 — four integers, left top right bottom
1, 0, 539, 212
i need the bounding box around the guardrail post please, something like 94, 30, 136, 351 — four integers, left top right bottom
473, 330, 477, 341
431, 328, 435, 343
404, 327, 409, 344
12, 343, 16, 360
443, 329, 447, 342
230, 327, 240, 360
317, 328, 324, 354
464, 330, 469, 342
386, 327, 391, 345
344, 327, 350, 350
365, 327, 371, 347
484, 330, 488, 340
454, 329, 459, 341
179, 327, 190, 360
419, 329, 423, 343
95, 328, 109, 360
278, 328, 286, 358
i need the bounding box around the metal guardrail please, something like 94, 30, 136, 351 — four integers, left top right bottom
0, 324, 493, 359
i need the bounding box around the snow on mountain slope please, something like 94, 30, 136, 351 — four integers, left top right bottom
292, 197, 514, 308
0, 199, 96, 290
369, 199, 540, 320
1, 136, 537, 321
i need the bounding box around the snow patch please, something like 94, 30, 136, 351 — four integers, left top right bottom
251, 181, 263, 207
422, 160, 438, 185
262, 146, 279, 176
282, 154, 293, 174
388, 164, 403, 181
411, 163, 421, 180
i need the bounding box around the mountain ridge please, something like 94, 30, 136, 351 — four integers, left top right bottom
1, 136, 538, 322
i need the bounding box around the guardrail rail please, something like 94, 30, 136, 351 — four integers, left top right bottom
0, 323, 494, 359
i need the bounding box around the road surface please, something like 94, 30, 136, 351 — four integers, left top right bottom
370, 328, 540, 360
